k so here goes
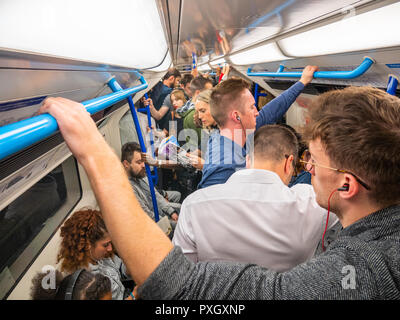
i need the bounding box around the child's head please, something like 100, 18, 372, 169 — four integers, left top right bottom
170, 89, 187, 109
31, 269, 112, 300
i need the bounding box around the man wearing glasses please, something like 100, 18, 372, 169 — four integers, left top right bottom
40, 85, 400, 299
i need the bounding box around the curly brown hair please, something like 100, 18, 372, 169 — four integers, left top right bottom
57, 208, 108, 273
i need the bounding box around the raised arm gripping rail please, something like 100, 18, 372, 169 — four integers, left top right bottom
0, 74, 147, 161
247, 57, 375, 80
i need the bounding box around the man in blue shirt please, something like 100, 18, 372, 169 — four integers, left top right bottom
147, 68, 181, 131
197, 65, 318, 189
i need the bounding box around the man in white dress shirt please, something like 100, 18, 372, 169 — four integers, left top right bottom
172, 124, 339, 272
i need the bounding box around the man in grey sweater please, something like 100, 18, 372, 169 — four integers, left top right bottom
40, 85, 400, 299
121, 142, 180, 225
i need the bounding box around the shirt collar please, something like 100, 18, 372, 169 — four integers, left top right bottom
226, 169, 285, 186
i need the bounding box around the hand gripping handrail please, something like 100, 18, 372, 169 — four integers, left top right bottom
387, 74, 399, 96
0, 75, 148, 161
247, 57, 375, 80
107, 77, 160, 222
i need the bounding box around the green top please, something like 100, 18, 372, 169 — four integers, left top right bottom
182, 108, 202, 151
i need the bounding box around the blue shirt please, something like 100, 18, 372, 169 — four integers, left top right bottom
198, 81, 305, 189
149, 82, 173, 130
289, 170, 312, 187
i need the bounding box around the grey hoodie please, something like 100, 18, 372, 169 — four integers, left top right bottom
138, 205, 400, 299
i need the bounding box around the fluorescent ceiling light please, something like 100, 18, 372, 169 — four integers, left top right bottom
0, 0, 168, 69
231, 20, 281, 52
279, 2, 400, 57
230, 42, 290, 65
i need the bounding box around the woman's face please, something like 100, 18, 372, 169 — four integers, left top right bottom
171, 94, 185, 109
196, 100, 215, 128
90, 234, 113, 261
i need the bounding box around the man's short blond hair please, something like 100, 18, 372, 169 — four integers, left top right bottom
209, 78, 250, 127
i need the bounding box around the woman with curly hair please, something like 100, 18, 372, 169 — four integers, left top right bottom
57, 208, 133, 300
31, 269, 112, 300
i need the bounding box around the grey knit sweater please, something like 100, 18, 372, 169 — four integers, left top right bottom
138, 205, 400, 299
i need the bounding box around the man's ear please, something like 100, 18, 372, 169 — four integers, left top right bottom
122, 160, 130, 170
285, 154, 295, 174
338, 175, 360, 200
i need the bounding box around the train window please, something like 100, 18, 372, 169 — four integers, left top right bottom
0, 156, 81, 299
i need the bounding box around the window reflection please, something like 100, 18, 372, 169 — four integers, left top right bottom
0, 157, 81, 299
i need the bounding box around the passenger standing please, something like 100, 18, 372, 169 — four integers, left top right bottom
147, 68, 181, 131
152, 73, 194, 137
173, 125, 338, 270
179, 76, 213, 152
198, 66, 318, 189
194, 88, 218, 160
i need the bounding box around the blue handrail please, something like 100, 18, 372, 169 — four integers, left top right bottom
387, 74, 399, 96
143, 93, 158, 185
0, 76, 148, 161
254, 83, 267, 108
108, 78, 160, 222
247, 57, 375, 80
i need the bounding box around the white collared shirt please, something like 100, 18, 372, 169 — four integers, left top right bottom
172, 169, 339, 272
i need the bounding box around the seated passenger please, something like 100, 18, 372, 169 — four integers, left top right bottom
30, 269, 111, 300
57, 208, 132, 300
198, 66, 318, 189
173, 125, 339, 270
121, 142, 180, 226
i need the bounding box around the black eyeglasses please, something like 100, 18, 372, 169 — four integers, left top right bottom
299, 150, 371, 190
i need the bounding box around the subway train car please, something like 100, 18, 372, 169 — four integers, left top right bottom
1, 0, 399, 300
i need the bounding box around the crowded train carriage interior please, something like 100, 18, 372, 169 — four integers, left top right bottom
0, 0, 399, 300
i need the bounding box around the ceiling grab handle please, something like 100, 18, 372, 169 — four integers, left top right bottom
387, 74, 399, 96
0, 74, 148, 161
108, 77, 160, 223
247, 57, 375, 79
